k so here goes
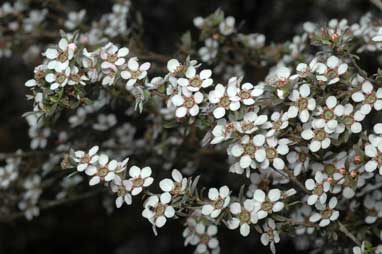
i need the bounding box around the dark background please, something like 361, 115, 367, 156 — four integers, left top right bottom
0, 0, 375, 253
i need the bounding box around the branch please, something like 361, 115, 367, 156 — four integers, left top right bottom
337, 221, 361, 246
0, 189, 102, 223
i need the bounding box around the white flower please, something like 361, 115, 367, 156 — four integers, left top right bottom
227, 199, 258, 237
309, 197, 339, 227
253, 189, 285, 219
68, 65, 89, 86
65, 10, 86, 30
92, 114, 117, 131
85, 154, 117, 185
184, 221, 219, 254
199, 39, 219, 63
100, 42, 129, 69
74, 146, 99, 172
260, 137, 290, 170
325, 56, 348, 85
234, 112, 268, 134
260, 219, 280, 254
45, 67, 71, 90
339, 103, 362, 134
286, 146, 310, 176
171, 87, 204, 118
202, 186, 230, 218
29, 127, 50, 150
219, 16, 235, 35
237, 33, 265, 49
271, 66, 292, 89
288, 83, 316, 123
142, 192, 175, 228
230, 134, 266, 169
45, 38, 77, 72
364, 133, 382, 175
167, 59, 185, 75
305, 171, 330, 205
159, 169, 187, 196
264, 112, 289, 137
115, 157, 129, 173
363, 191, 382, 224
111, 177, 132, 208
313, 96, 344, 134
121, 57, 151, 89
210, 119, 235, 144
352, 81, 382, 116
177, 66, 213, 92
126, 166, 154, 195
208, 82, 240, 119
0, 164, 18, 189
301, 122, 331, 152
82, 48, 99, 82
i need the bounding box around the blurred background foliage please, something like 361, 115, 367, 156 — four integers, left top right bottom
0, 0, 377, 253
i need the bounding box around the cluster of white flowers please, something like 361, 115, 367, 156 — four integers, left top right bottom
0, 155, 20, 189
2, 3, 382, 254
18, 175, 42, 220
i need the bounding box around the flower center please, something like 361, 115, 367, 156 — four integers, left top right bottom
107, 54, 118, 63
132, 177, 144, 187
117, 186, 126, 196
219, 96, 231, 108
80, 154, 91, 164
297, 98, 308, 110
272, 120, 282, 130
240, 121, 255, 132
190, 76, 202, 87
313, 184, 323, 196
343, 115, 354, 126
98, 167, 109, 177
58, 51, 68, 62
71, 73, 81, 83
239, 210, 251, 223
244, 144, 256, 157
322, 109, 334, 121
324, 164, 336, 175
214, 198, 225, 209
184, 97, 195, 108
200, 234, 210, 245
298, 152, 307, 162
314, 129, 327, 141
265, 148, 277, 160
173, 65, 185, 75
239, 90, 251, 99
130, 70, 141, 79
261, 200, 273, 213
321, 208, 333, 219
56, 73, 67, 84
171, 182, 183, 195
365, 93, 376, 104
155, 203, 166, 216
35, 70, 45, 80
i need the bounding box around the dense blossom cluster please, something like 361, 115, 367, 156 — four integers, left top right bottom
2, 0, 382, 253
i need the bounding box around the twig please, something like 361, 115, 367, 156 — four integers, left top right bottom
0, 189, 102, 223
275, 168, 309, 194
337, 221, 361, 246
0, 150, 54, 160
